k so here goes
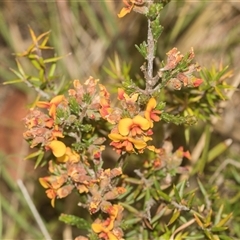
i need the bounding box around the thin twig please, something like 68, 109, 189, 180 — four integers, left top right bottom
134, 169, 152, 188
147, 18, 154, 80
24, 77, 50, 100
17, 179, 52, 240
145, 1, 163, 91
171, 200, 190, 212
145, 0, 157, 91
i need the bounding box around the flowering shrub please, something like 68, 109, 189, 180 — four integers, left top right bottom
5, 0, 234, 239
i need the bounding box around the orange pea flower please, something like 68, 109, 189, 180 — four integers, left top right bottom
39, 175, 67, 207
39, 175, 67, 190
118, 0, 134, 18
92, 217, 117, 240
118, 88, 138, 102
118, 115, 150, 136
37, 95, 66, 119
45, 189, 57, 207
109, 133, 148, 153
99, 98, 112, 120
92, 205, 123, 240
175, 146, 191, 160
192, 77, 203, 87
118, 0, 145, 18
145, 98, 161, 128
99, 84, 114, 122
107, 204, 124, 219
44, 118, 54, 128
52, 128, 64, 139
57, 147, 80, 163
47, 140, 66, 158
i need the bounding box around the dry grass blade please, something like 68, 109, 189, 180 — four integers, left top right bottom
17, 179, 52, 240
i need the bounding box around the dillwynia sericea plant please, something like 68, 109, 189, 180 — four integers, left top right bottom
5, 0, 234, 240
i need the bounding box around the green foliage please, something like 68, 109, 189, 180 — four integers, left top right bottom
59, 214, 90, 230
200, 65, 233, 102
161, 112, 197, 125
3, 28, 68, 100
147, 3, 163, 20
164, 64, 233, 122
135, 41, 148, 59
151, 17, 164, 42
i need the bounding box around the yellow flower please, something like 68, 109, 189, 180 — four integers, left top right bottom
118, 115, 150, 136
98, 84, 114, 123
91, 205, 123, 240
128, 137, 148, 149
47, 140, 66, 158
118, 0, 134, 18
145, 98, 161, 128
118, 0, 146, 18
46, 189, 57, 207
39, 175, 72, 207
57, 147, 80, 163
117, 88, 138, 102
37, 95, 65, 119
108, 133, 147, 153
39, 177, 58, 207
77, 185, 89, 194
39, 175, 67, 190
52, 128, 64, 138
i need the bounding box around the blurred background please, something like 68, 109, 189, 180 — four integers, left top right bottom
1, 0, 240, 239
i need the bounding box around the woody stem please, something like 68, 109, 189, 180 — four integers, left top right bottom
147, 18, 154, 80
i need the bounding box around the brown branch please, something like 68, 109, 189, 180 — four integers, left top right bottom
145, 1, 162, 91
147, 18, 155, 81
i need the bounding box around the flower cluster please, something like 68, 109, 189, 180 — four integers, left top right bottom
163, 48, 184, 71
21, 42, 204, 240
39, 157, 124, 210
68, 77, 113, 121
162, 48, 203, 90
145, 141, 191, 172
23, 77, 113, 158
23, 77, 127, 211
86, 168, 125, 214
23, 95, 66, 149
91, 204, 124, 240
39, 167, 73, 207
140, 141, 192, 191
39, 159, 76, 207
108, 89, 161, 154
